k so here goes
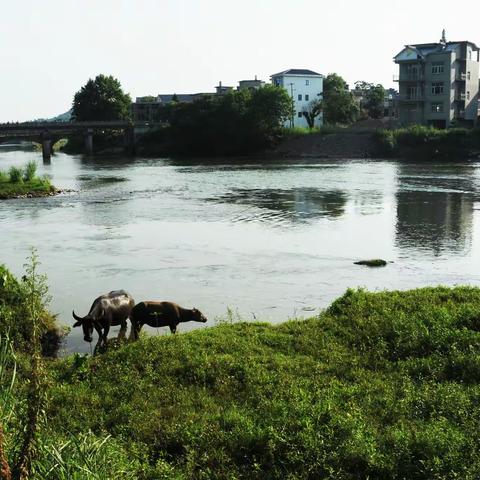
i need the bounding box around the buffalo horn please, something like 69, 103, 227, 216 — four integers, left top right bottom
72, 310, 84, 322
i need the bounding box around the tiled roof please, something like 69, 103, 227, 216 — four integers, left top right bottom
271, 69, 322, 77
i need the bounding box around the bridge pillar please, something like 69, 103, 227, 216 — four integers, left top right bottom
124, 126, 136, 154
41, 134, 52, 162
85, 129, 93, 155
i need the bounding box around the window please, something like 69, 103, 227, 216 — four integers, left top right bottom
431, 103, 443, 113
298, 112, 303, 118
431, 62, 444, 74
431, 82, 444, 95
467, 91, 470, 100
306, 80, 310, 85
468, 71, 471, 80
407, 86, 419, 99
298, 94, 302, 101
305, 94, 309, 101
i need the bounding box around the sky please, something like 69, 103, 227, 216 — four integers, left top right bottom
1, 0, 479, 122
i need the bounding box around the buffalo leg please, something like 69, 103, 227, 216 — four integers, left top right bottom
118, 321, 127, 340
103, 325, 110, 347
130, 322, 142, 341
169, 324, 177, 334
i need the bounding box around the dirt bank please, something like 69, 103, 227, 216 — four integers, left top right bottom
271, 131, 377, 159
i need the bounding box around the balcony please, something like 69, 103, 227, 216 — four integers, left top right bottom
394, 73, 425, 82
455, 73, 467, 81
398, 94, 425, 102
455, 93, 467, 101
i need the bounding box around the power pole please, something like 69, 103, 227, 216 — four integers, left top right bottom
289, 83, 295, 128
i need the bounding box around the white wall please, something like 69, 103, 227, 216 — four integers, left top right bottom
272, 74, 323, 128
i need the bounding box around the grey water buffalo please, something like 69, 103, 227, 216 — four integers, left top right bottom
72, 290, 135, 350
130, 301, 208, 339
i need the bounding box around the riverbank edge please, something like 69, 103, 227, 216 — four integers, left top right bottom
134, 129, 480, 161
0, 185, 71, 200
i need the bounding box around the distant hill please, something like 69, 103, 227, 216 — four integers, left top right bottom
32, 110, 72, 123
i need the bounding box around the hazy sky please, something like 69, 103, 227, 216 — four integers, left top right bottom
1, 0, 479, 122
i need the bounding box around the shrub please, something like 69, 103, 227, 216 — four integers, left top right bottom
373, 125, 473, 160
23, 161, 37, 182
8, 166, 23, 183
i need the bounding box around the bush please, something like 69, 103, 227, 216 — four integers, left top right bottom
374, 125, 473, 160
8, 166, 23, 183
23, 161, 37, 182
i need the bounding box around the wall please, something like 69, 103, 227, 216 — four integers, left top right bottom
272, 74, 323, 128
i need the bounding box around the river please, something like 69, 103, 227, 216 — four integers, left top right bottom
2, 148, 480, 352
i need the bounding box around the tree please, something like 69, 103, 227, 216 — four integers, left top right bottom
354, 81, 386, 119
302, 98, 323, 128
147, 85, 294, 155
323, 73, 359, 125
323, 73, 349, 97
365, 84, 385, 119
72, 74, 132, 121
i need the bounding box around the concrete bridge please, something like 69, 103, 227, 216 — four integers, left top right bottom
0, 121, 143, 160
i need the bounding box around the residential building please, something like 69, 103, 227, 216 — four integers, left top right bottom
394, 32, 480, 127
131, 93, 213, 123
270, 69, 324, 128
238, 77, 265, 91
215, 82, 234, 95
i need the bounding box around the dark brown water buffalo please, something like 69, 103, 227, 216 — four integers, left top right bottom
130, 301, 208, 339
72, 290, 135, 350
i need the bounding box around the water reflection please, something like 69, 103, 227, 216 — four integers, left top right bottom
214, 188, 348, 223
395, 164, 476, 256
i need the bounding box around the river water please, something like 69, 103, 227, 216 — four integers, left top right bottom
2, 148, 480, 352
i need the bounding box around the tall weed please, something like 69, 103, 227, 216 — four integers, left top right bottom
8, 167, 23, 183
23, 162, 37, 182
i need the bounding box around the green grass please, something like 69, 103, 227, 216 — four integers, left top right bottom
42, 286, 480, 479
0, 162, 54, 199
3, 256, 480, 478
282, 124, 340, 138
373, 125, 480, 160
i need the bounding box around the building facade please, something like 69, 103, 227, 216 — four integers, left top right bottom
270, 69, 324, 128
238, 77, 265, 91
394, 35, 480, 128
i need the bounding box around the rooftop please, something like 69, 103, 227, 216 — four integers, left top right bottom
271, 69, 323, 77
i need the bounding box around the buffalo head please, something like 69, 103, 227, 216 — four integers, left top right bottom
72, 311, 97, 343
191, 308, 208, 323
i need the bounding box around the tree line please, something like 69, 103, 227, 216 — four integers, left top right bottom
68, 73, 387, 155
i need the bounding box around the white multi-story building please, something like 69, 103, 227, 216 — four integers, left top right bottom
270, 69, 324, 128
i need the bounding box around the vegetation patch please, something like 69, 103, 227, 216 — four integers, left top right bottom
45, 286, 480, 478
137, 85, 293, 156
0, 161, 56, 199
3, 256, 480, 478
374, 125, 480, 160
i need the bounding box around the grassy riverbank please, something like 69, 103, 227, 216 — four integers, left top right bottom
374, 125, 480, 160
0, 161, 55, 199
2, 259, 480, 478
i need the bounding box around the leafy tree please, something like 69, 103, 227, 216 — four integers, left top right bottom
323, 73, 359, 125
365, 84, 386, 119
145, 86, 293, 155
72, 74, 132, 122
354, 81, 386, 119
323, 73, 349, 97
248, 85, 293, 137
302, 98, 323, 128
